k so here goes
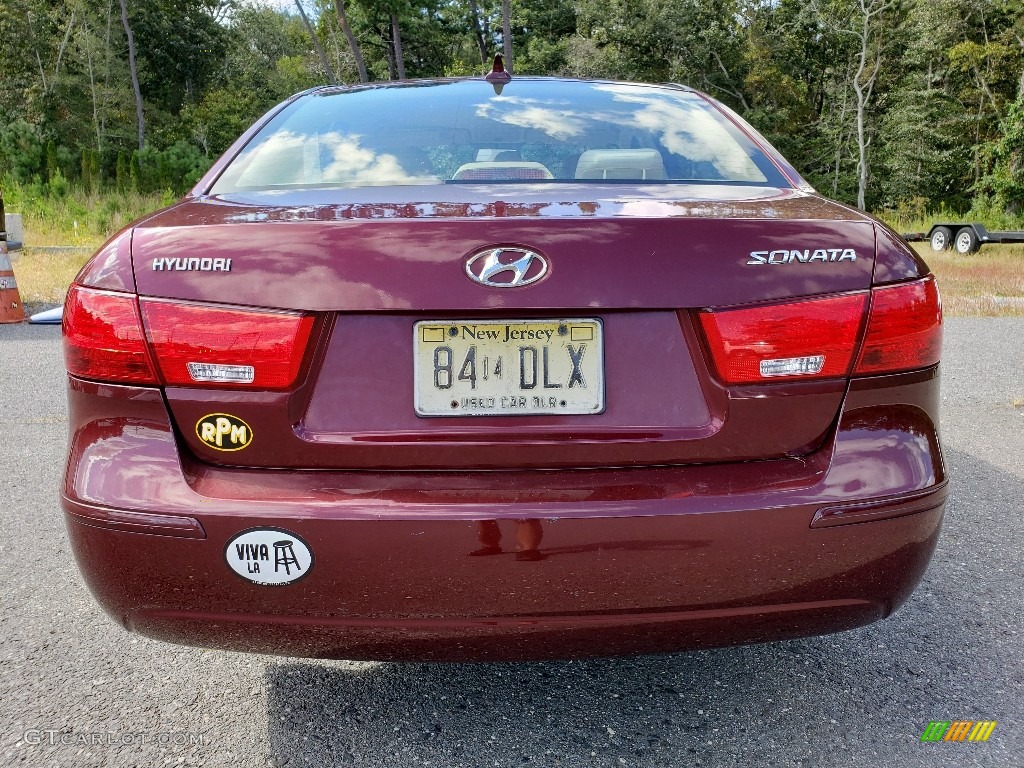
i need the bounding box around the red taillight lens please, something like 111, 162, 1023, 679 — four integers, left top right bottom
140, 300, 314, 390
854, 276, 941, 375
62, 287, 314, 390
698, 293, 868, 384
63, 285, 158, 383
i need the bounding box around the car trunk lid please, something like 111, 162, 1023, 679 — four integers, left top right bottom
132, 187, 876, 470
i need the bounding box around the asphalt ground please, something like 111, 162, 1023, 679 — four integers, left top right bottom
1, 318, 1021, 768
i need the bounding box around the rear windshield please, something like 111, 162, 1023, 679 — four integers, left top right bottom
210, 80, 790, 192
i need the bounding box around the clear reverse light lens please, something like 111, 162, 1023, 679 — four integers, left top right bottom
187, 362, 256, 383
760, 356, 825, 378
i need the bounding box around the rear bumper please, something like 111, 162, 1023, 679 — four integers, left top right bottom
62, 369, 947, 661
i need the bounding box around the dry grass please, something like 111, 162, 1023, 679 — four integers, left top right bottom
10, 248, 93, 306
23, 228, 106, 249
915, 244, 1024, 316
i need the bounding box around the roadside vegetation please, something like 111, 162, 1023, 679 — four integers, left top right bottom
4, 0, 1024, 314
881, 198, 1024, 241
4, 0, 1024, 215
3, 180, 175, 248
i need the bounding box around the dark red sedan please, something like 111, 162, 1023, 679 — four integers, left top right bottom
62, 75, 945, 661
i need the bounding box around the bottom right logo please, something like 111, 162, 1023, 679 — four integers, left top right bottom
921, 721, 997, 742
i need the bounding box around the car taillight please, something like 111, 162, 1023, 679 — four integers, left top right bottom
698, 293, 868, 384
854, 276, 941, 375
140, 300, 314, 390
697, 276, 942, 385
62, 285, 315, 389
63, 285, 158, 384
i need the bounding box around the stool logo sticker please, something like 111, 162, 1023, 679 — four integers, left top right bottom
196, 413, 252, 451
225, 528, 314, 586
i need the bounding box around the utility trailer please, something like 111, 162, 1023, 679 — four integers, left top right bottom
903, 223, 1024, 254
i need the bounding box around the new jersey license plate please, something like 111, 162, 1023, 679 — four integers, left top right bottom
414, 319, 605, 416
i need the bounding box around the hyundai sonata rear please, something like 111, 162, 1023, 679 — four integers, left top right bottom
61, 77, 945, 661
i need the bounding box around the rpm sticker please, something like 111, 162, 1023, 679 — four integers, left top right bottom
225, 528, 314, 586
196, 413, 252, 451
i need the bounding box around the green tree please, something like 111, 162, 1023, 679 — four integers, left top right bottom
129, 0, 229, 113
81, 147, 101, 192
181, 88, 263, 158
979, 97, 1024, 212
875, 0, 975, 209
0, 119, 45, 183
116, 151, 130, 191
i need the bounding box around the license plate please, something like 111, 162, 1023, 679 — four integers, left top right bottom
414, 319, 605, 416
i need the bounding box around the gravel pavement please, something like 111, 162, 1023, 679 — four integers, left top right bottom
1, 318, 1021, 767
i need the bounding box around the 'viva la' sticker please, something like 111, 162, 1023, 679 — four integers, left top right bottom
225, 528, 314, 586
196, 413, 252, 451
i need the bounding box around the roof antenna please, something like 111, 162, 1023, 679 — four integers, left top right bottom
486, 54, 511, 94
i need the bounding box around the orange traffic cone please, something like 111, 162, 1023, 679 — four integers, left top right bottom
0, 247, 26, 323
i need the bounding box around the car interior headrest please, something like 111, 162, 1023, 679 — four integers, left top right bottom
574, 149, 667, 180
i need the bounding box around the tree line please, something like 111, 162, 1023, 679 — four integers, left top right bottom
1, 0, 1023, 220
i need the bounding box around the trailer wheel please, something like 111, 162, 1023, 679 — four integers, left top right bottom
955, 227, 980, 255
929, 226, 953, 251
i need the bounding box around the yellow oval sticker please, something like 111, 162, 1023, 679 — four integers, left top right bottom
196, 413, 253, 452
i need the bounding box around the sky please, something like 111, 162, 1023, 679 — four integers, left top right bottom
246, 0, 302, 10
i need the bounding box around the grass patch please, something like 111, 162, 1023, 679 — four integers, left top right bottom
11, 248, 93, 306
914, 244, 1024, 316
3, 178, 174, 247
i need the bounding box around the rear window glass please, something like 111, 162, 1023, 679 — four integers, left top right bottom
210, 80, 790, 192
